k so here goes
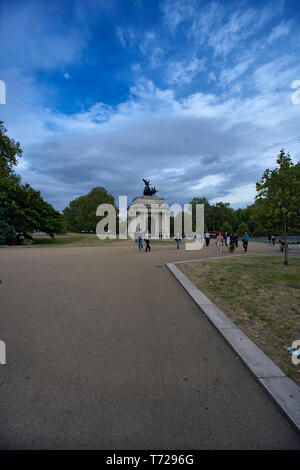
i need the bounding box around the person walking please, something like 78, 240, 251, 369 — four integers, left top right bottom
268, 233, 271, 244
204, 231, 210, 247
174, 233, 181, 249
216, 232, 223, 253
271, 235, 276, 246
144, 232, 151, 252
225, 233, 230, 252
242, 232, 249, 252
234, 233, 239, 248
229, 233, 235, 253
137, 235, 143, 251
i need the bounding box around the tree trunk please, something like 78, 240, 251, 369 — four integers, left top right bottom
283, 213, 288, 265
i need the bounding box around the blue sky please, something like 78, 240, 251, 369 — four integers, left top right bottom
1, 0, 300, 210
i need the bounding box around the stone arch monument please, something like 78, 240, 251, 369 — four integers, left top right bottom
128, 180, 170, 239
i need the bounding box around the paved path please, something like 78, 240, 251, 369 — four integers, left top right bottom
0, 242, 299, 449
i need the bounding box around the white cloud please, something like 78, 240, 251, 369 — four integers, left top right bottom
220, 60, 253, 86
116, 26, 137, 48
165, 57, 206, 85
191, 175, 227, 191
210, 183, 257, 207
2, 70, 299, 211
161, 0, 195, 32
268, 20, 293, 44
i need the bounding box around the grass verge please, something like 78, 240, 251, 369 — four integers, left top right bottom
32, 233, 177, 246
32, 233, 121, 245
178, 255, 300, 385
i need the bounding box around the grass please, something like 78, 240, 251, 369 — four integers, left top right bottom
179, 255, 300, 385
32, 232, 124, 245
32, 233, 177, 246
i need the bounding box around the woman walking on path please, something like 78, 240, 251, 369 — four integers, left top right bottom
225, 233, 230, 252
216, 232, 223, 254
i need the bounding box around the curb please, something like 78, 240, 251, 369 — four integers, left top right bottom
166, 261, 300, 433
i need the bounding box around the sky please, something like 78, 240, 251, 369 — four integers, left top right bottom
1, 0, 300, 211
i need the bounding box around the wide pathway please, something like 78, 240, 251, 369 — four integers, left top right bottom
0, 241, 299, 449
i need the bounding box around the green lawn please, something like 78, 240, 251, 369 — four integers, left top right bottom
32, 233, 177, 246
32, 232, 124, 245
179, 255, 300, 385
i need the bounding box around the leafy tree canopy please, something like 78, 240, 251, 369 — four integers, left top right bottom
63, 187, 115, 233
0, 123, 65, 244
0, 121, 22, 178
253, 149, 300, 264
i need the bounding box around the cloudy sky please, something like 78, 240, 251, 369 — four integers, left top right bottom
1, 0, 300, 210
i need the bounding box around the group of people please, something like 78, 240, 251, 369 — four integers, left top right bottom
213, 231, 249, 254
136, 231, 250, 253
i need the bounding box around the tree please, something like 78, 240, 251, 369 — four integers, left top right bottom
220, 221, 232, 234
63, 187, 115, 233
234, 205, 256, 233
0, 209, 15, 244
0, 121, 22, 178
0, 176, 66, 242
254, 149, 300, 265
0, 122, 65, 243
190, 197, 234, 231
237, 221, 249, 235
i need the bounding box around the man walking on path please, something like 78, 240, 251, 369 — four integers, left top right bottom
205, 232, 210, 247
144, 232, 151, 252
138, 235, 143, 251
242, 232, 250, 252
234, 233, 239, 248
174, 233, 181, 249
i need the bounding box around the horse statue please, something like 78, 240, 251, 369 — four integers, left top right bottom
143, 179, 158, 196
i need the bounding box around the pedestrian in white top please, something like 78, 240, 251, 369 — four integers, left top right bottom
216, 233, 223, 253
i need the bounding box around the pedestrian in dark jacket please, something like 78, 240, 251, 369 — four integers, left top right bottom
234, 233, 239, 248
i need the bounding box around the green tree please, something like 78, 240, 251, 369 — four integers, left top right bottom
190, 197, 234, 231
63, 187, 115, 233
237, 221, 249, 235
0, 123, 65, 243
220, 221, 232, 234
254, 149, 300, 265
0, 121, 22, 178
0, 209, 15, 244
0, 176, 66, 241
234, 205, 256, 233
